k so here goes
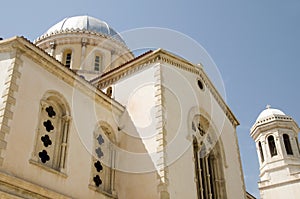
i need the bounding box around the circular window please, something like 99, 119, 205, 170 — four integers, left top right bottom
197, 79, 204, 90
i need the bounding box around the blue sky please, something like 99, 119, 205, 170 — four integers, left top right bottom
2, 0, 300, 197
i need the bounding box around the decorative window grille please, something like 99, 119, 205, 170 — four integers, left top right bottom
90, 124, 116, 195
32, 92, 71, 173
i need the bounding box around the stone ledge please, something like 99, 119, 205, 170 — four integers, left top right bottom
0, 171, 71, 199
29, 159, 68, 178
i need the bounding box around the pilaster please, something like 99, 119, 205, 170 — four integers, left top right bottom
0, 49, 22, 165
154, 63, 170, 199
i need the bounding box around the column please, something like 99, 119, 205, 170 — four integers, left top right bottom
80, 38, 87, 70
50, 41, 56, 57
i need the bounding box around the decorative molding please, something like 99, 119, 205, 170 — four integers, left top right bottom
0, 171, 71, 199
250, 116, 299, 140
34, 30, 134, 63
0, 49, 22, 165
35, 29, 128, 49
259, 176, 300, 190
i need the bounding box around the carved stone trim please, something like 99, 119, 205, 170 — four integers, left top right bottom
0, 49, 22, 165
153, 64, 170, 199
35, 29, 128, 49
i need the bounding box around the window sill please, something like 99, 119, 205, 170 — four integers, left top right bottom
29, 159, 68, 178
88, 184, 117, 198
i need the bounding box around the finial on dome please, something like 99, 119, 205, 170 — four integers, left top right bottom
266, 104, 271, 109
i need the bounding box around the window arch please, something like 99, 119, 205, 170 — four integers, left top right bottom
258, 141, 264, 162
283, 134, 293, 155
63, 49, 72, 68
32, 91, 71, 173
90, 122, 116, 195
268, 135, 277, 157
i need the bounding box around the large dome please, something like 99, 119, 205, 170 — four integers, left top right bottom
40, 15, 124, 43
256, 106, 285, 122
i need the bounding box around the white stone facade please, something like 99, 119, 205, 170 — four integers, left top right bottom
0, 15, 247, 199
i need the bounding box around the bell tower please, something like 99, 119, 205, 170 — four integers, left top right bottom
251, 106, 300, 199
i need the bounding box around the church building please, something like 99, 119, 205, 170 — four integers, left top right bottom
0, 15, 260, 198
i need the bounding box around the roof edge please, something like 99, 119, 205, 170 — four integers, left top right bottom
95, 48, 239, 127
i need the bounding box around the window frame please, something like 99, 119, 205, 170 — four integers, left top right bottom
283, 134, 293, 155
89, 122, 116, 197
268, 135, 278, 157
63, 49, 72, 68
258, 141, 264, 162
30, 91, 71, 176
94, 55, 101, 72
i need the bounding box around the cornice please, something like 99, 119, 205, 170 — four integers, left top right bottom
259, 176, 300, 190
96, 49, 239, 127
250, 115, 299, 139
0, 37, 125, 115
35, 32, 134, 60
35, 29, 128, 49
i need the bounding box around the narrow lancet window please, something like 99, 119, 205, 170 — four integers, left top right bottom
283, 134, 293, 155
63, 50, 72, 68
258, 141, 264, 162
32, 92, 71, 173
90, 123, 116, 195
268, 135, 277, 157
94, 55, 101, 71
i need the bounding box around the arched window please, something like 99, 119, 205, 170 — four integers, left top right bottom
32, 92, 71, 172
268, 135, 277, 157
90, 123, 116, 195
94, 55, 101, 72
258, 141, 264, 162
193, 136, 226, 199
63, 49, 72, 68
283, 134, 293, 155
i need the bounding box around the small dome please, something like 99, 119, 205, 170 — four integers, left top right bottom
41, 15, 124, 43
256, 105, 285, 122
